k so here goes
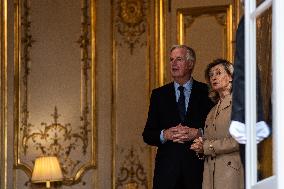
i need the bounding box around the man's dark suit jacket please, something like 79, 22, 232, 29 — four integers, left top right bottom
143, 80, 213, 189
231, 17, 266, 168
231, 16, 265, 125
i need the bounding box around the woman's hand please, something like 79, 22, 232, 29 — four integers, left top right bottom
190, 137, 204, 153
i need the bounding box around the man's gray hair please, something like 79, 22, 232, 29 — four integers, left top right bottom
170, 45, 196, 62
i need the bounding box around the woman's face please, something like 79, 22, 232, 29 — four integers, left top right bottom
209, 64, 232, 93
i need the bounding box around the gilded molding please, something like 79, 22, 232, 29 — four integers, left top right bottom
1, 0, 7, 189
76, 0, 91, 155
116, 147, 148, 189
154, 0, 166, 87
232, 0, 242, 55
20, 0, 34, 156
14, 0, 96, 186
183, 12, 227, 29
115, 0, 147, 54
232, 0, 241, 27
177, 5, 233, 62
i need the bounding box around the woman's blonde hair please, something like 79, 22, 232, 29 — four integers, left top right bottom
204, 58, 234, 103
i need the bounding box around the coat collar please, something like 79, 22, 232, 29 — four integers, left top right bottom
218, 94, 232, 111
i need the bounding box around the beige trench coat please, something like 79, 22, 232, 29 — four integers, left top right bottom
202, 94, 244, 189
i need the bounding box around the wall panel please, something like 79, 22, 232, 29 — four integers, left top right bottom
13, 0, 96, 188
111, 0, 152, 188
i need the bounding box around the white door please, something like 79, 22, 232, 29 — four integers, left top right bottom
245, 0, 284, 188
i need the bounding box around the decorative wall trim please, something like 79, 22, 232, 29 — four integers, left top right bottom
154, 0, 166, 87
115, 0, 147, 54
13, 0, 97, 186
111, 0, 151, 188
1, 1, 7, 189
20, 0, 35, 157
116, 147, 148, 189
177, 5, 233, 62
76, 0, 92, 156
22, 107, 88, 176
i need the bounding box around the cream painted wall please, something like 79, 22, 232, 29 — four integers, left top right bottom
96, 0, 112, 188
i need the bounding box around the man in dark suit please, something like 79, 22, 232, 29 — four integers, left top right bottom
143, 45, 213, 189
229, 0, 270, 168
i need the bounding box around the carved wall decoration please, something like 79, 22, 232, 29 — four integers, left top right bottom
75, 0, 92, 156
23, 107, 87, 177
116, 147, 147, 189
184, 16, 195, 29
183, 12, 227, 29
20, 0, 35, 147
177, 5, 233, 83
115, 0, 147, 54
14, 0, 96, 187
214, 13, 227, 26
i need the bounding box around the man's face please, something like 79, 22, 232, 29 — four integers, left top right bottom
170, 48, 194, 84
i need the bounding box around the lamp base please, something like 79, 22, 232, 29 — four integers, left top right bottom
46, 181, 50, 188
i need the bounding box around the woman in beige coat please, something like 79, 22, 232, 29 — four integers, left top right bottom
191, 59, 244, 189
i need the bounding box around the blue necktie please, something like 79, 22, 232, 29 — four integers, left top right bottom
178, 86, 186, 123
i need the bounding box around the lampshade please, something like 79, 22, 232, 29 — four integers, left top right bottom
31, 156, 63, 188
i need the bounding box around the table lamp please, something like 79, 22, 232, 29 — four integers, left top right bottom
31, 156, 63, 188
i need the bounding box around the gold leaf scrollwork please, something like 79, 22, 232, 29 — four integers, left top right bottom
119, 0, 143, 25
116, 147, 148, 189
116, 0, 146, 54
22, 107, 89, 178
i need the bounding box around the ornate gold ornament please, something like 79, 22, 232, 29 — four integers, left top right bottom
14, 0, 96, 186
23, 107, 86, 177
116, 0, 146, 54
116, 147, 147, 189
119, 0, 143, 25
183, 12, 227, 29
